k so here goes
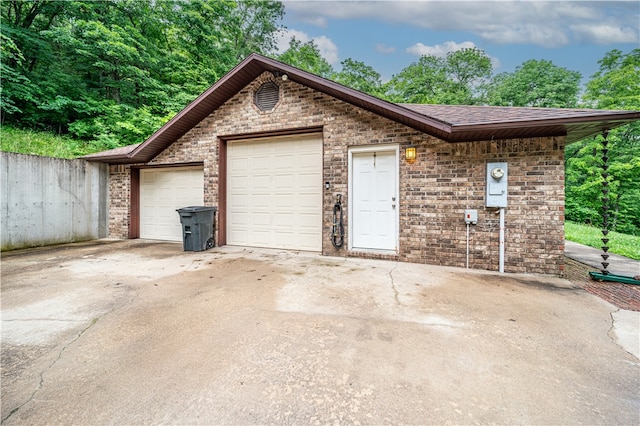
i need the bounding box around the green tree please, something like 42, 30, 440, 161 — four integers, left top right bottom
276, 38, 334, 78
383, 47, 492, 104
442, 47, 492, 104
383, 55, 447, 103
1, 0, 285, 149
583, 49, 640, 109
332, 58, 383, 96
227, 0, 284, 60
487, 59, 581, 107
0, 32, 34, 121
1, 0, 67, 128
566, 49, 640, 235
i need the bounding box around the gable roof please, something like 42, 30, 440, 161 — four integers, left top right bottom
84, 53, 640, 164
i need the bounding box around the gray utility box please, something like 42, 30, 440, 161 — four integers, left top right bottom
176, 206, 216, 252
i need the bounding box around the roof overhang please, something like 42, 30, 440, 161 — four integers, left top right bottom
84, 53, 640, 164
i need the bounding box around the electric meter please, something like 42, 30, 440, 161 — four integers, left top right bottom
491, 167, 505, 180
486, 162, 508, 207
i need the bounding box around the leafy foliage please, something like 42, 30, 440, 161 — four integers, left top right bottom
332, 58, 383, 97
565, 49, 640, 236
487, 59, 582, 107
383, 48, 492, 104
276, 38, 334, 78
1, 0, 284, 150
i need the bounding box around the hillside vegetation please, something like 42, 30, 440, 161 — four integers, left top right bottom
565, 221, 640, 260
1, 125, 87, 158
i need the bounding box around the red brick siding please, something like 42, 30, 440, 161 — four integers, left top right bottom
108, 72, 565, 275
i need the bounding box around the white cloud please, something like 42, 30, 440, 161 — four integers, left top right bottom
376, 43, 396, 54
283, 1, 639, 48
407, 41, 477, 58
406, 40, 501, 69
300, 15, 328, 28
570, 23, 639, 45
275, 29, 307, 53
275, 28, 340, 65
476, 23, 570, 47
313, 35, 340, 65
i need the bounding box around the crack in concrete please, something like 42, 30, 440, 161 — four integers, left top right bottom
1, 291, 138, 425
1, 316, 101, 425
607, 308, 637, 360
607, 308, 620, 343
388, 264, 402, 306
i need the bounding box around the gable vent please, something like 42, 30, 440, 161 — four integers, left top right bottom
254, 82, 280, 111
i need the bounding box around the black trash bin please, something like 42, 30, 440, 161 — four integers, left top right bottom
176, 206, 217, 251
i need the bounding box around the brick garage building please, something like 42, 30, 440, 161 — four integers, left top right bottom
85, 54, 639, 275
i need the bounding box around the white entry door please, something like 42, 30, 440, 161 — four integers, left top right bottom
351, 148, 398, 251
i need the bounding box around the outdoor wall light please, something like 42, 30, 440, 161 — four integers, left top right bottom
405, 147, 417, 163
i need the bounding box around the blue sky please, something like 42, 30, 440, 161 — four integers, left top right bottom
275, 0, 639, 84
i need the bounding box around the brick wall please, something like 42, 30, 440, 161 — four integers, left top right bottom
108, 164, 131, 239
108, 72, 565, 275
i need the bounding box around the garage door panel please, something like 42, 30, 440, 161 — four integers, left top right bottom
275, 156, 294, 170
252, 230, 270, 245
253, 212, 270, 226
228, 134, 322, 251
140, 167, 204, 241
274, 232, 295, 247
298, 192, 319, 206
232, 211, 249, 225
298, 154, 318, 168
230, 194, 248, 208
253, 194, 270, 209
230, 229, 248, 244
273, 212, 294, 226
253, 175, 270, 189
298, 212, 320, 227
275, 194, 294, 206
230, 157, 249, 171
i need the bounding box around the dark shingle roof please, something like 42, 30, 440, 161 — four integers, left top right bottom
84, 53, 640, 164
400, 104, 626, 126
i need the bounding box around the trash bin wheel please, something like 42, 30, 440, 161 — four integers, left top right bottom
206, 238, 214, 249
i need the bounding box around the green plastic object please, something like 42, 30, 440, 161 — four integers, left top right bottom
589, 272, 640, 285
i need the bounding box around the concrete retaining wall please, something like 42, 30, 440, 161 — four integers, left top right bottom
1, 152, 108, 251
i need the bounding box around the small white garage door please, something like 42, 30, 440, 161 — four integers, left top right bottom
227, 134, 322, 251
140, 167, 204, 241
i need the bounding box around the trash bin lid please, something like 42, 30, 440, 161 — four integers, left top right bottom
176, 206, 217, 213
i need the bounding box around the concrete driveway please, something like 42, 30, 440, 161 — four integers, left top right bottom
2, 240, 638, 425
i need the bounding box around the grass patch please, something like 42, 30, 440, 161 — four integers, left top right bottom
566, 221, 640, 260
1, 126, 88, 159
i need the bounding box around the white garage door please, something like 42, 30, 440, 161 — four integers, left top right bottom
140, 167, 204, 241
227, 134, 322, 251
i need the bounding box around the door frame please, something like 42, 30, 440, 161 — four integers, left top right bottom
129, 162, 203, 239
347, 144, 399, 253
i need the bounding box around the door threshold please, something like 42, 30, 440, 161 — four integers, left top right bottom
348, 248, 399, 261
